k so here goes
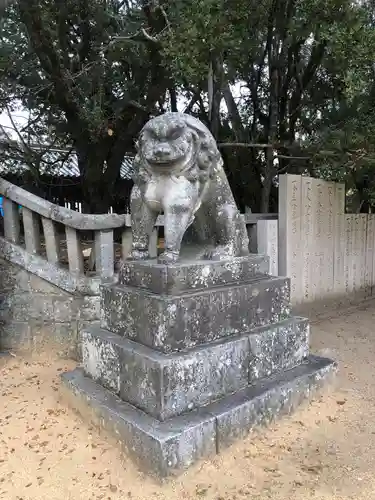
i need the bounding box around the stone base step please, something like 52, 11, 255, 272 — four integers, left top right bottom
61, 355, 336, 479
119, 254, 270, 295
101, 275, 291, 353
82, 317, 310, 421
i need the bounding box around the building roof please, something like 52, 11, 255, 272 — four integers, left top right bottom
0, 142, 135, 180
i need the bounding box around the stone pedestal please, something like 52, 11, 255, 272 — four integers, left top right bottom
61, 254, 336, 478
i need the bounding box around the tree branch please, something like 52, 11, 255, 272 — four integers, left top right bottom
18, 0, 82, 122
183, 89, 201, 113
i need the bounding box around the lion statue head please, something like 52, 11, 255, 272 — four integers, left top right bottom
133, 112, 223, 184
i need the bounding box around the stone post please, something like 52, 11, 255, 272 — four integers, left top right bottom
257, 219, 278, 276
3, 197, 20, 244
278, 174, 302, 303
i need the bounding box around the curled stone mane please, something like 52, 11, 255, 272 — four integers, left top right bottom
176, 114, 223, 181
129, 111, 249, 264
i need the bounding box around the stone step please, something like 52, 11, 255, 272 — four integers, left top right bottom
82, 317, 309, 421
61, 355, 337, 479
101, 275, 291, 353
119, 254, 270, 295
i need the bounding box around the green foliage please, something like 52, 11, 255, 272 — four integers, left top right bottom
161, 0, 375, 210
162, 0, 261, 83
1, 1, 152, 140
0, 0, 171, 211
2, 0, 375, 211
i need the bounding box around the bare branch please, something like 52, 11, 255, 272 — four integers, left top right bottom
5, 105, 34, 157
219, 142, 276, 149
276, 154, 309, 160
141, 27, 159, 43
183, 90, 201, 114
218, 142, 310, 161
158, 4, 171, 31
110, 29, 160, 45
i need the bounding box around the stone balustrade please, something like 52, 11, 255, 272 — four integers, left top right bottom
0, 178, 278, 285
0, 178, 127, 281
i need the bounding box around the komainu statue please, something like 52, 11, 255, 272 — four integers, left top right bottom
129, 112, 249, 263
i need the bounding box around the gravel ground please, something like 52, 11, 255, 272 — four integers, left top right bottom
1, 298, 375, 500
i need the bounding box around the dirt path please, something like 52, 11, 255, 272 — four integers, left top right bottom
1, 300, 375, 500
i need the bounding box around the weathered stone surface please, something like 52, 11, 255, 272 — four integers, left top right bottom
29, 274, 61, 294
6, 294, 31, 321
82, 326, 249, 420
213, 355, 337, 449
61, 368, 217, 479
78, 296, 101, 322
41, 217, 60, 265
0, 237, 102, 295
0, 321, 31, 350
61, 355, 336, 479
0, 257, 100, 357
22, 207, 41, 255
0, 295, 13, 323
101, 276, 291, 352
65, 227, 84, 275
53, 297, 76, 323
29, 320, 53, 350
3, 197, 20, 244
29, 295, 55, 321
82, 317, 309, 420
248, 317, 309, 381
95, 229, 115, 279
120, 254, 270, 294
128, 113, 249, 264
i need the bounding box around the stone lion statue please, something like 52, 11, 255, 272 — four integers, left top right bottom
128, 112, 249, 263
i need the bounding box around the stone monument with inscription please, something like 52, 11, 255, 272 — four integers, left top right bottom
62, 113, 336, 478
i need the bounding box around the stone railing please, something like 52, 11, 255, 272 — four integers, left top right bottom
0, 178, 279, 292
0, 178, 129, 293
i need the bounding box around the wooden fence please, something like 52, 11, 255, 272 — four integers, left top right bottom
278, 174, 375, 304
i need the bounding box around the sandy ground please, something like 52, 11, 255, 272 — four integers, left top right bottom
1, 300, 375, 500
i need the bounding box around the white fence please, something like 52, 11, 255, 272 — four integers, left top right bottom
277, 174, 375, 304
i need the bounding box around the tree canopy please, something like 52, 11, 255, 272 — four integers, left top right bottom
1, 0, 375, 212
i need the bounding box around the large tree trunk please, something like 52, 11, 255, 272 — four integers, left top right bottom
76, 144, 118, 214
75, 124, 138, 213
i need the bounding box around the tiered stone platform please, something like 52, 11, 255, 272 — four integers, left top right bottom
61, 254, 336, 478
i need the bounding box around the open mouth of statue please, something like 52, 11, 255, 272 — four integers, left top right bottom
147, 153, 188, 170
143, 141, 195, 173
148, 158, 179, 166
